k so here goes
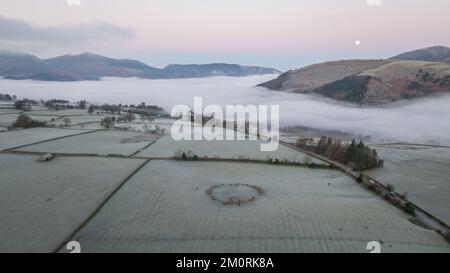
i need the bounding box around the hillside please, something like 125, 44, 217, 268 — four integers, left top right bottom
315, 61, 450, 104
0, 50, 53, 79
43, 53, 162, 81
390, 46, 450, 63
162, 63, 279, 79
0, 51, 280, 81
258, 46, 450, 105
258, 59, 390, 92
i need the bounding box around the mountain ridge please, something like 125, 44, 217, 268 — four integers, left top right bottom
0, 50, 280, 81
258, 46, 450, 105
390, 46, 450, 63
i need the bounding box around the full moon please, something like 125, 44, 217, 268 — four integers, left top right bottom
355, 40, 361, 46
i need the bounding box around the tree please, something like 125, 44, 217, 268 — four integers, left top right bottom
100, 117, 114, 129
14, 100, 30, 111
403, 202, 416, 216
13, 114, 45, 128
345, 139, 357, 163
79, 100, 86, 110
63, 118, 72, 126
308, 137, 384, 171
315, 136, 328, 154
88, 105, 95, 115
126, 112, 136, 122
0, 93, 12, 101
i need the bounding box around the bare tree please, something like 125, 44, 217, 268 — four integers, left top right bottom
63, 118, 72, 126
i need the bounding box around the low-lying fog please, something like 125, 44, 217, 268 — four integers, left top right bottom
1, 75, 450, 145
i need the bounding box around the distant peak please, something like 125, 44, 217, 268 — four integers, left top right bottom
78, 52, 101, 57
0, 49, 40, 61
53, 52, 105, 59
423, 45, 450, 50
0, 49, 32, 56
390, 45, 450, 63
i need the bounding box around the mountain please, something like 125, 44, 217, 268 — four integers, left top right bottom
0, 50, 53, 80
161, 63, 279, 79
390, 46, 450, 63
42, 53, 162, 81
0, 51, 280, 81
258, 59, 390, 92
258, 46, 450, 105
314, 61, 450, 104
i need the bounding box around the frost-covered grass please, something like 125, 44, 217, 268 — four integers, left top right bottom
152, 118, 175, 125
27, 106, 49, 111
0, 114, 18, 127
0, 113, 60, 127
0, 102, 14, 109
0, 154, 145, 252
28, 115, 61, 122
48, 115, 103, 126
25, 109, 88, 116
137, 134, 326, 164
68, 122, 104, 130
0, 109, 21, 114
365, 144, 450, 225
14, 130, 159, 156
279, 135, 301, 144
114, 121, 172, 134
0, 127, 89, 151
68, 160, 449, 253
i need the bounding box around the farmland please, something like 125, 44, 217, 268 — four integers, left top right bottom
14, 130, 160, 156
64, 160, 448, 253
0, 108, 449, 253
0, 127, 91, 151
0, 153, 145, 252
136, 134, 325, 164
365, 144, 450, 225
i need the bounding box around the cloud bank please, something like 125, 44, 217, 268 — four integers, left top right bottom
0, 16, 133, 44
2, 75, 450, 145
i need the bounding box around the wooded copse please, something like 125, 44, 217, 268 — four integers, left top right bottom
296, 136, 384, 171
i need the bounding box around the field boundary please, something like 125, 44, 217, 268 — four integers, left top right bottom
1, 128, 104, 152
280, 140, 450, 239
53, 158, 152, 253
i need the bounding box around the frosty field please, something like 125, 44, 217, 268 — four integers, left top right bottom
1, 108, 448, 252
66, 160, 449, 253
0, 127, 90, 151
25, 109, 90, 116
27, 115, 61, 122
137, 133, 326, 164
0, 114, 19, 127
14, 130, 160, 156
0, 153, 145, 252
0, 109, 21, 114
365, 144, 450, 225
1, 126, 449, 253
0, 107, 117, 129
47, 115, 104, 126
0, 113, 63, 127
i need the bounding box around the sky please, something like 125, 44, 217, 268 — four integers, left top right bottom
0, 0, 450, 71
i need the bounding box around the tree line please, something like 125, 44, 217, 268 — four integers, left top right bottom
0, 93, 17, 101
296, 136, 384, 171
